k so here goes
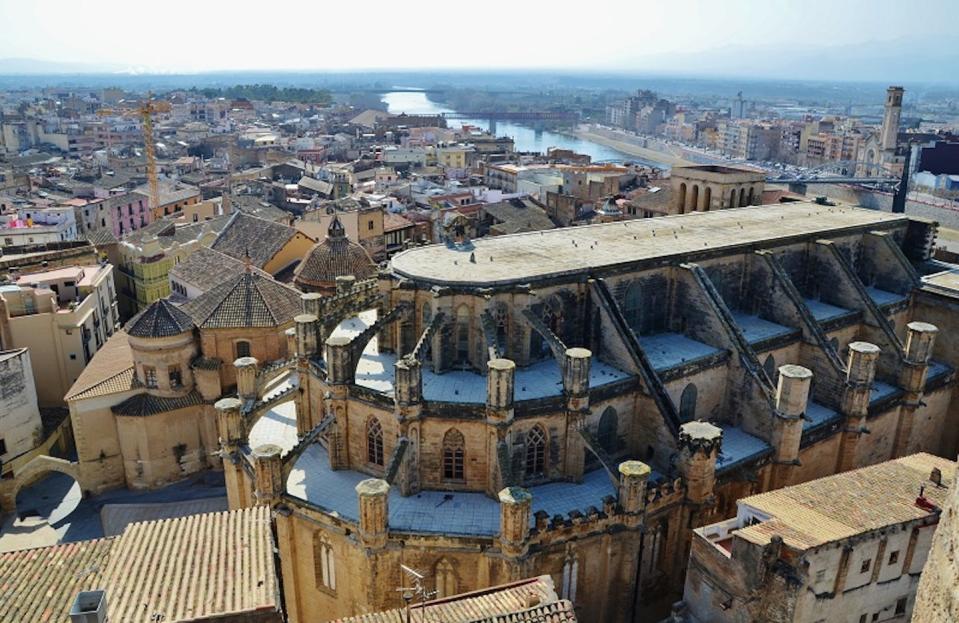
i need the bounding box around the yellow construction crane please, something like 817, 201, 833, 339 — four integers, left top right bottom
96, 93, 171, 218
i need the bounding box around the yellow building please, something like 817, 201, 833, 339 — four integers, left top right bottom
434, 144, 472, 170
298, 198, 386, 261
0, 263, 118, 406
116, 217, 225, 319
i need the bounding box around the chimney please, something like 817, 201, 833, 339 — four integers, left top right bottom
70, 590, 107, 623
931, 468, 943, 487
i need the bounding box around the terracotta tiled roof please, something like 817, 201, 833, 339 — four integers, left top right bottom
111, 390, 207, 417
211, 212, 298, 269
102, 506, 279, 622
333, 576, 574, 623
67, 367, 139, 401
294, 217, 376, 289
0, 506, 279, 623
65, 331, 137, 401
85, 228, 119, 246
191, 355, 223, 370
125, 298, 195, 338
181, 271, 302, 329
383, 212, 414, 233
737, 453, 956, 550
0, 538, 116, 623
168, 246, 251, 294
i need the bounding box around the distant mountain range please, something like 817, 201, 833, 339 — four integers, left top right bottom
614, 36, 959, 85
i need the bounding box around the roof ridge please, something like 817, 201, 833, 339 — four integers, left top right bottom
65, 366, 136, 400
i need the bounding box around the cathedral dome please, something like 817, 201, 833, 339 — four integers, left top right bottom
293, 215, 377, 293
126, 298, 195, 338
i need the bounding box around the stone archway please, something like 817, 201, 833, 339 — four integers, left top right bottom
2, 455, 88, 513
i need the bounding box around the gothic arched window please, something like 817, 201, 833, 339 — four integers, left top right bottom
597, 407, 618, 455
763, 354, 777, 384
435, 558, 457, 598
313, 534, 336, 591
623, 282, 642, 334
680, 384, 698, 422
443, 429, 465, 481
455, 305, 470, 366
561, 553, 579, 602
525, 425, 547, 477
493, 305, 509, 354
367, 417, 384, 466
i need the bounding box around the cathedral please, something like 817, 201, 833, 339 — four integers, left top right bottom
856, 86, 908, 177
61, 201, 958, 622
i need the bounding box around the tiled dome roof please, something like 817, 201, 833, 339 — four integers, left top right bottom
182, 270, 302, 329
294, 216, 376, 290
125, 299, 195, 338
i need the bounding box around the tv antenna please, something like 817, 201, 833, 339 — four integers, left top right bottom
395, 565, 437, 623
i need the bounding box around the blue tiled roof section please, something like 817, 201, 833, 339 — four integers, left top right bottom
287, 445, 617, 536
804, 298, 852, 322
865, 286, 909, 307
803, 401, 841, 432
417, 357, 631, 404
343, 311, 632, 404
639, 332, 723, 371
716, 425, 772, 473
528, 469, 617, 522
648, 469, 669, 485
927, 361, 952, 383
870, 380, 900, 404
730, 312, 797, 344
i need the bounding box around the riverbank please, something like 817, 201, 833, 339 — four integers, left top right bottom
567, 128, 694, 168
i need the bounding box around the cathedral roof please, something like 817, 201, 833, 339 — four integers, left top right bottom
294, 216, 377, 289
64, 331, 137, 401
182, 270, 303, 329
125, 298, 195, 338
111, 389, 207, 417
390, 203, 907, 288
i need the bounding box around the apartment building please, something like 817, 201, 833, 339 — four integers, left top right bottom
0, 263, 117, 406
681, 454, 953, 623
0, 348, 42, 465
0, 207, 78, 247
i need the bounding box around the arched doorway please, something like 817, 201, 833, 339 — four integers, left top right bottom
747, 186, 754, 206
689, 185, 699, 213
739, 188, 747, 207
677, 183, 687, 214
703, 186, 712, 211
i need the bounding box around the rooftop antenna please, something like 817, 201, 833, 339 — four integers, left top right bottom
395, 565, 436, 623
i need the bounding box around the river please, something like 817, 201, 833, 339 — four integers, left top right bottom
382, 91, 669, 167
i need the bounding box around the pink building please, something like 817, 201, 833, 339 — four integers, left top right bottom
75, 192, 154, 238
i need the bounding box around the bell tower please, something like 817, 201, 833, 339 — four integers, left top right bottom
880, 86, 904, 153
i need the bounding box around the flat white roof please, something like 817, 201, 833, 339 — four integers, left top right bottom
389, 203, 906, 287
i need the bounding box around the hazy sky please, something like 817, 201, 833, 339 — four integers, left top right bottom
1, 0, 957, 78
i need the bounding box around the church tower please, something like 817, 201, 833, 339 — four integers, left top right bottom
880, 86, 904, 153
